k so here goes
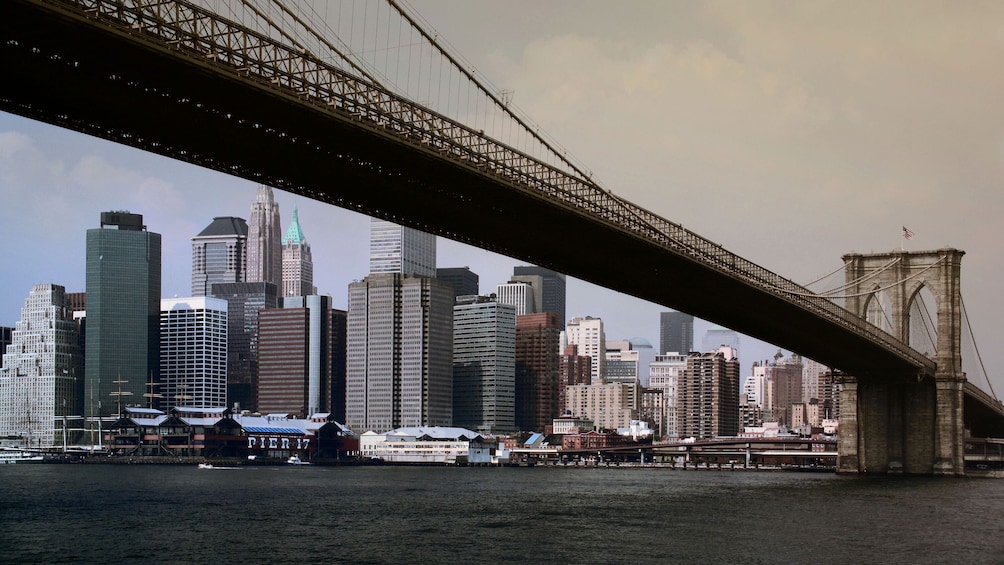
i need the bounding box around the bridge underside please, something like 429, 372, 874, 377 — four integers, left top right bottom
0, 1, 922, 377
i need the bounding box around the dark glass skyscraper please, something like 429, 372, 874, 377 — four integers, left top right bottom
210, 281, 279, 412
659, 311, 694, 355
85, 212, 161, 417
436, 267, 479, 301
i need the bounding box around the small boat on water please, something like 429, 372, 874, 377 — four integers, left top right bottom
197, 463, 214, 469
0, 447, 44, 464
286, 454, 310, 465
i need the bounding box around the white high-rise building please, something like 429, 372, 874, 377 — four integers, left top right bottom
648, 352, 686, 438
160, 297, 228, 409
369, 218, 436, 277
282, 206, 316, 297
495, 281, 535, 316
802, 357, 828, 403
247, 185, 282, 290
561, 316, 605, 384
0, 284, 82, 448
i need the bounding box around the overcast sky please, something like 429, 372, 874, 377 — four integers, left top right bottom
1, 1, 1002, 393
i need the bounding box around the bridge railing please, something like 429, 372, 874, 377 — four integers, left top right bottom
62, 0, 932, 373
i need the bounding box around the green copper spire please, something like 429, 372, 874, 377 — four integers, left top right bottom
284, 205, 306, 245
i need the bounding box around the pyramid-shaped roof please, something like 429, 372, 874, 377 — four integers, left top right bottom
197, 216, 248, 237
283, 205, 306, 245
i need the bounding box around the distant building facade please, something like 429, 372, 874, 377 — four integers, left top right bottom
0, 284, 83, 447
369, 218, 436, 278
648, 352, 687, 438
514, 313, 562, 433
659, 311, 694, 355
565, 381, 636, 431
511, 266, 566, 324
495, 281, 535, 316
210, 281, 279, 412
160, 297, 228, 409
677, 346, 740, 439
562, 316, 605, 384
558, 344, 592, 416
85, 211, 161, 417
246, 185, 282, 290
257, 295, 345, 417
452, 296, 516, 435
435, 267, 479, 301
191, 216, 248, 297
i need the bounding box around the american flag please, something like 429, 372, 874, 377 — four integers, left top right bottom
902, 226, 915, 240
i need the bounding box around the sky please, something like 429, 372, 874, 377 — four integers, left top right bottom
1, 0, 1002, 393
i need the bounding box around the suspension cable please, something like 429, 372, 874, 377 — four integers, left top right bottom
811, 257, 902, 297
262, 0, 385, 86
961, 293, 999, 402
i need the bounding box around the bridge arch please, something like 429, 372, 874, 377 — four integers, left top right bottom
906, 283, 938, 357
839, 249, 966, 475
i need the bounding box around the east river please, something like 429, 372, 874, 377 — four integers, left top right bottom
1, 464, 1001, 564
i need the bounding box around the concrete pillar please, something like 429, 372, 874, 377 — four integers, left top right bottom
932, 377, 965, 476
836, 376, 860, 474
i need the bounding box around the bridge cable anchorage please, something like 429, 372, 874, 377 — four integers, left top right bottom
961, 293, 999, 403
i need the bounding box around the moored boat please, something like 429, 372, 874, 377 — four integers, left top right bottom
0, 447, 45, 464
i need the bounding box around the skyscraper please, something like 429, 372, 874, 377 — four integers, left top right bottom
191, 216, 248, 297
160, 297, 228, 409
659, 311, 694, 355
85, 211, 161, 418
346, 273, 454, 432
258, 295, 345, 417
452, 295, 516, 435
0, 284, 82, 447
346, 218, 450, 432
247, 185, 282, 290
369, 218, 436, 277
210, 281, 279, 412
677, 346, 740, 439
511, 266, 566, 323
515, 313, 562, 433
281, 206, 315, 297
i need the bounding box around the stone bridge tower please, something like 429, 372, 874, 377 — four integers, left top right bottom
838, 248, 965, 475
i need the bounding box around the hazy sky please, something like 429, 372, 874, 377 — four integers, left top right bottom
1, 1, 1002, 392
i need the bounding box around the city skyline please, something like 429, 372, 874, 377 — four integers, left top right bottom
1, 1, 1002, 394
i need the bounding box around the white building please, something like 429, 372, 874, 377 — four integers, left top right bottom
368, 218, 436, 278
561, 316, 605, 384
160, 297, 228, 409
649, 352, 686, 438
359, 426, 482, 464
565, 381, 635, 431
0, 284, 82, 448
495, 281, 535, 316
